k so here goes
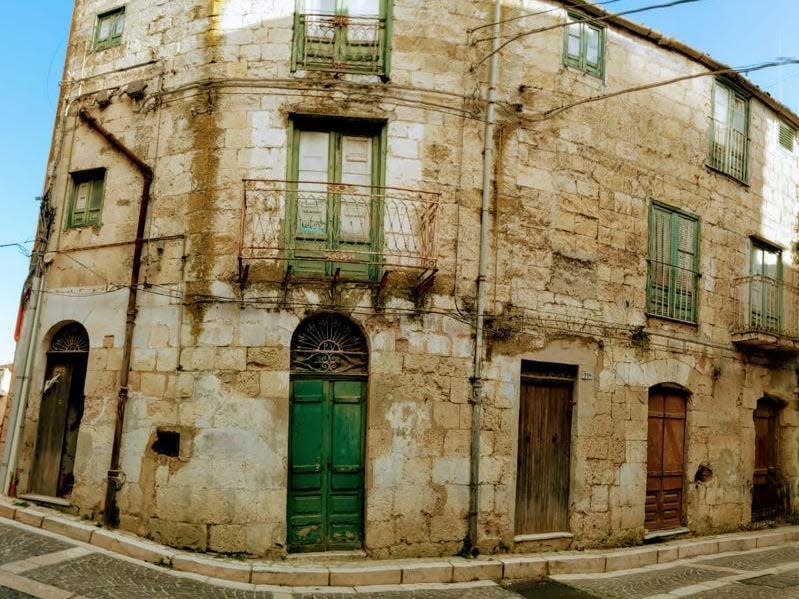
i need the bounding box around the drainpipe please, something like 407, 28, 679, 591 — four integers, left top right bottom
467, 0, 502, 555
0, 200, 53, 494
77, 109, 153, 527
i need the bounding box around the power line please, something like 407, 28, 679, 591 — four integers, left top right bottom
472, 0, 702, 71
526, 58, 799, 121
468, 0, 624, 35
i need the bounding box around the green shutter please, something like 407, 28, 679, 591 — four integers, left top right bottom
648, 204, 699, 322
779, 122, 796, 151
67, 171, 105, 229
563, 14, 604, 78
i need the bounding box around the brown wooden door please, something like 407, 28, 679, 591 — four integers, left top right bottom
515, 379, 573, 534
752, 399, 780, 521
29, 353, 87, 497
645, 388, 686, 531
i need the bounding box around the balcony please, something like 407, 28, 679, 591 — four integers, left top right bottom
239, 179, 438, 290
707, 118, 749, 183
731, 275, 799, 353
646, 260, 699, 323
292, 12, 388, 77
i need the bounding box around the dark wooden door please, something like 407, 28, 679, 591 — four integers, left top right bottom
752, 399, 780, 521
645, 389, 686, 531
29, 360, 75, 497
287, 378, 365, 552
515, 379, 573, 534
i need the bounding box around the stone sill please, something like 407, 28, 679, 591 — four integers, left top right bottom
644, 527, 690, 541
514, 532, 573, 542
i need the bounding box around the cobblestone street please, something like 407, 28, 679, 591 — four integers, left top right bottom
4, 519, 799, 598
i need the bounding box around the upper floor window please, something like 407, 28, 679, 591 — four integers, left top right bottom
647, 203, 699, 323
94, 7, 125, 51
563, 13, 604, 78
292, 0, 390, 78
779, 121, 796, 152
707, 80, 749, 182
287, 119, 385, 279
67, 169, 106, 228
748, 240, 783, 331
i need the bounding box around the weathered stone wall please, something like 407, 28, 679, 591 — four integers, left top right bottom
13, 0, 799, 559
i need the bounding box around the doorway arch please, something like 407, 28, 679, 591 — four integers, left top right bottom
287, 313, 368, 552
29, 322, 89, 498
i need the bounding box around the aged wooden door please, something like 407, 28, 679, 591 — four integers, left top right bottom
29, 324, 89, 498
515, 379, 573, 534
645, 388, 687, 531
288, 313, 368, 552
752, 399, 781, 521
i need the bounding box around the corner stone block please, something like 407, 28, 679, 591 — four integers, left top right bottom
251, 564, 329, 586
677, 540, 719, 559
548, 554, 606, 575
450, 558, 503, 582
400, 561, 454, 584
13, 508, 44, 528
497, 556, 548, 581
41, 517, 96, 543
172, 554, 252, 583
604, 548, 658, 572
0, 502, 16, 520
329, 565, 401, 586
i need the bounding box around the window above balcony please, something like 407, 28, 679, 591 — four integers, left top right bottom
292, 0, 391, 78
707, 79, 750, 184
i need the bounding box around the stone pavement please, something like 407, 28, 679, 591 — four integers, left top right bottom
0, 520, 522, 599
5, 517, 799, 598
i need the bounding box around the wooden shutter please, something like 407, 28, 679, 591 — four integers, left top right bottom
564, 20, 582, 67
87, 177, 104, 224
779, 122, 796, 151
71, 181, 90, 227
674, 214, 697, 321
648, 206, 671, 314
584, 24, 602, 75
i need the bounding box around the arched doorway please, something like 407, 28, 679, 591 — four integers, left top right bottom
645, 385, 688, 532
287, 313, 368, 552
29, 323, 89, 498
752, 397, 785, 521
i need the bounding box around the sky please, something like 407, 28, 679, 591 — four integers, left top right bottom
0, 0, 797, 364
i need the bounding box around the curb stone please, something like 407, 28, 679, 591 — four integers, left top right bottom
3, 495, 799, 588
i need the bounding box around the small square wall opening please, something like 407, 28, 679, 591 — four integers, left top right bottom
152, 429, 180, 457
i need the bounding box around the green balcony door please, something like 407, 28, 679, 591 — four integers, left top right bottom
288, 379, 366, 552
288, 121, 385, 280
750, 242, 782, 331
288, 313, 369, 553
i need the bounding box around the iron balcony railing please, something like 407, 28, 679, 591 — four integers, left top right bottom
731, 275, 799, 338
240, 179, 438, 272
707, 117, 749, 183
293, 12, 387, 76
646, 260, 699, 323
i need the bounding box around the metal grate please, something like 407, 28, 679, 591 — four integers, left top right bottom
707, 117, 749, 182
296, 12, 386, 76
646, 260, 698, 323
240, 179, 439, 271
752, 480, 791, 523
291, 313, 368, 374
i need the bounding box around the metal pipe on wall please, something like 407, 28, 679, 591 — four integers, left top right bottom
467, 0, 502, 555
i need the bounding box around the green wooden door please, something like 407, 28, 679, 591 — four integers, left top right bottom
288, 378, 365, 552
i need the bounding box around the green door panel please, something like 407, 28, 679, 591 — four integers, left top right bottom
288, 378, 365, 552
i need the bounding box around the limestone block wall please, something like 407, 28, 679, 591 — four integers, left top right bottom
12, 0, 799, 559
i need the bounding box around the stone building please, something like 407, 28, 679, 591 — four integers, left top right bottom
2, 0, 799, 559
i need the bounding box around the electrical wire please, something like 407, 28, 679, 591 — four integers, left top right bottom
472, 0, 702, 70
469, 0, 624, 36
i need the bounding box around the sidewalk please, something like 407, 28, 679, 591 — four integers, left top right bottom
2, 495, 797, 589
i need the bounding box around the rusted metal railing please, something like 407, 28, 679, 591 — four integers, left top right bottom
707, 117, 749, 182
240, 180, 438, 272
731, 275, 799, 338
295, 12, 387, 76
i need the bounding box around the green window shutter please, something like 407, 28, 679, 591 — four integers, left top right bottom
648, 204, 698, 322
779, 122, 796, 151
564, 21, 582, 68
584, 24, 603, 77
67, 171, 105, 228
563, 14, 604, 78
94, 7, 125, 51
